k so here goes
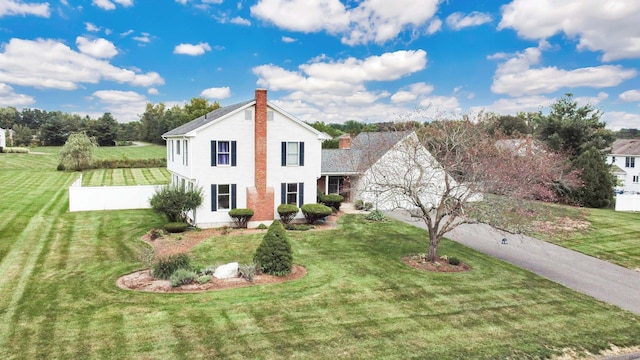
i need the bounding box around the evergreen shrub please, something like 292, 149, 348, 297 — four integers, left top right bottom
253, 221, 292, 276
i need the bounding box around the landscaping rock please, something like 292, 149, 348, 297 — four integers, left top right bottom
214, 262, 239, 279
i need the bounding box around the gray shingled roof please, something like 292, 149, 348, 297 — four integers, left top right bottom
321, 131, 412, 174
162, 100, 253, 137
611, 139, 640, 156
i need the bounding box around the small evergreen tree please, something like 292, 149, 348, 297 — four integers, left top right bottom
254, 221, 292, 276
572, 146, 614, 208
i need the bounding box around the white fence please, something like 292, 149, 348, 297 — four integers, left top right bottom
69, 174, 161, 212
615, 193, 640, 212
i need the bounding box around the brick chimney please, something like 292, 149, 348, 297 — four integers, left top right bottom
338, 134, 351, 149
247, 89, 274, 224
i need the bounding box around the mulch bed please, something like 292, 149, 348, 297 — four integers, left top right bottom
402, 256, 472, 273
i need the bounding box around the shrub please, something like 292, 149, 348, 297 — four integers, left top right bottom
149, 228, 163, 240
320, 194, 344, 211
365, 209, 387, 222
355, 199, 364, 210
150, 185, 203, 222
91, 158, 166, 169
277, 204, 299, 224
238, 263, 257, 282
197, 275, 212, 284
56, 163, 65, 171
364, 202, 374, 211
2, 147, 30, 154
59, 133, 96, 171
257, 223, 268, 230
448, 256, 461, 266
284, 223, 314, 231
164, 222, 188, 233
301, 203, 332, 224
229, 208, 254, 228
151, 253, 191, 280
170, 269, 198, 287
199, 266, 216, 276
254, 221, 293, 276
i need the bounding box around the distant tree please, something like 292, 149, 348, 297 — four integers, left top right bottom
59, 132, 97, 171
19, 108, 49, 130
0, 107, 20, 129
183, 97, 220, 119
117, 121, 140, 142
149, 185, 203, 222
12, 124, 32, 146
487, 114, 533, 137
308, 121, 344, 138
616, 128, 640, 139
39, 116, 67, 145
93, 112, 119, 146
572, 146, 614, 208
138, 103, 167, 144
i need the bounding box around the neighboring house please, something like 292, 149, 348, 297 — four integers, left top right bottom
162, 89, 330, 228
0, 127, 5, 149
607, 139, 640, 194
319, 131, 465, 210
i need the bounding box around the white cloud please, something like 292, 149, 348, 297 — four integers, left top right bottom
91, 90, 147, 123
252, 50, 430, 123
0, 38, 164, 90
251, 0, 440, 46
200, 86, 231, 99
499, 0, 640, 61
175, 0, 188, 4
133, 33, 151, 44
620, 90, 640, 102
574, 91, 608, 107
446, 11, 491, 30
391, 82, 434, 103
147, 88, 158, 95
173, 42, 211, 56
471, 95, 554, 115
120, 29, 134, 37
0, 83, 35, 107
0, 0, 50, 17
76, 36, 118, 59
85, 22, 100, 32
490, 46, 637, 96
230, 16, 251, 26
92, 0, 133, 10
603, 111, 640, 130
282, 36, 297, 43
418, 96, 461, 114
425, 17, 442, 35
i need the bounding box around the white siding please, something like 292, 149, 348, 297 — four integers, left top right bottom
608, 154, 640, 193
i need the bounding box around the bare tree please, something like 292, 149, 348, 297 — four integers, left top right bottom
360, 118, 580, 262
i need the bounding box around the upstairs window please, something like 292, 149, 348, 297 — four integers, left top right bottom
281, 141, 304, 166
626, 157, 635, 168
176, 140, 180, 155
211, 140, 237, 166
183, 140, 188, 166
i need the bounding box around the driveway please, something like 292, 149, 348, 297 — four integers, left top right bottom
386, 210, 640, 316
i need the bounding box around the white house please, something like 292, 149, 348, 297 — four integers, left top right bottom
162, 89, 330, 228
607, 139, 640, 194
0, 127, 6, 149
319, 131, 475, 211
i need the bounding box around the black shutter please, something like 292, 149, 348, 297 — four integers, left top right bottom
281, 183, 286, 204
231, 141, 237, 167
231, 184, 237, 209
211, 141, 217, 166
298, 182, 304, 207
299, 142, 304, 166
281, 142, 286, 166
211, 184, 217, 211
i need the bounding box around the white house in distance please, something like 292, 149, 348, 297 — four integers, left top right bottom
607, 139, 640, 194
162, 89, 330, 228
0, 127, 6, 149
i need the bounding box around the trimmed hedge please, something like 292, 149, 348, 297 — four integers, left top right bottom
229, 208, 254, 228
164, 222, 188, 233
254, 221, 292, 276
91, 158, 166, 169
301, 203, 332, 224
277, 204, 299, 224
320, 194, 344, 211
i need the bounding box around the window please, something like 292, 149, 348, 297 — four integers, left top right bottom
328, 176, 342, 194
183, 140, 188, 166
168, 140, 173, 162
176, 140, 180, 155
281, 182, 304, 207
626, 157, 635, 168
211, 184, 236, 211
281, 141, 304, 166
211, 140, 237, 166
634, 176, 639, 184
612, 156, 616, 164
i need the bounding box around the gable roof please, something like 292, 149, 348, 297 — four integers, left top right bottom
610, 139, 640, 156
162, 100, 253, 137
321, 131, 412, 174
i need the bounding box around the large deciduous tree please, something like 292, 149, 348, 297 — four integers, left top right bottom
361, 119, 579, 262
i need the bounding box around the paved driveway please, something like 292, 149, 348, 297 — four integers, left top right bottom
387, 210, 640, 315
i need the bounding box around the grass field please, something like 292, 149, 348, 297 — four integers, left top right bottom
34, 143, 166, 160
2, 148, 640, 358
545, 207, 640, 270
81, 168, 170, 186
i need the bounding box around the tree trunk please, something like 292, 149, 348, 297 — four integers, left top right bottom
427, 228, 439, 262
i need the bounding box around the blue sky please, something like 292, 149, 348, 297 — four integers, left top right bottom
1, 0, 639, 129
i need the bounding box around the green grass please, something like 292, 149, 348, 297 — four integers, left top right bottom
544, 207, 640, 270
2, 152, 640, 358
81, 168, 170, 186
33, 143, 166, 160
